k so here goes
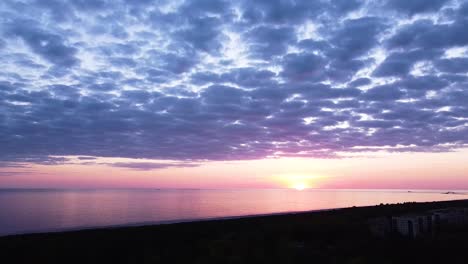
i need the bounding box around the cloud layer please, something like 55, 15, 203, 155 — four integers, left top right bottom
0, 0, 467, 165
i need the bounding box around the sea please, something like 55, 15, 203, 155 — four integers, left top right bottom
0, 188, 466, 236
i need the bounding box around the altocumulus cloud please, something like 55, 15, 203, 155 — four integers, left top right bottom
0, 0, 467, 167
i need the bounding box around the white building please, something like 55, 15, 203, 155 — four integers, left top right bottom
430, 208, 468, 226
369, 207, 468, 239
392, 214, 433, 238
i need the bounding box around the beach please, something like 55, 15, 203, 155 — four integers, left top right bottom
2, 199, 468, 264
2, 188, 465, 236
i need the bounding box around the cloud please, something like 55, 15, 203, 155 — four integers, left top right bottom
5, 19, 79, 68
386, 18, 468, 51
384, 0, 451, 15
0, 170, 45, 176
329, 16, 388, 61
239, 0, 322, 25
108, 162, 200, 170
373, 50, 441, 77
77, 156, 97, 160
246, 26, 297, 60
281, 53, 326, 82
435, 58, 468, 73
0, 0, 467, 166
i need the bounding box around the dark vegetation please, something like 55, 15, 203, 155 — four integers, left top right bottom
2, 199, 468, 264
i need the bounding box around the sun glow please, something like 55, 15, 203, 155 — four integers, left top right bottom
292, 182, 307, 191
275, 173, 323, 190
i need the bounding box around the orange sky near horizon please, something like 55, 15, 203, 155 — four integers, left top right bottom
1, 148, 468, 190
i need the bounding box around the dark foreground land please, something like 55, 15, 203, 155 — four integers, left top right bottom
2, 199, 468, 264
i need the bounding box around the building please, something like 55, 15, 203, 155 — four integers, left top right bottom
368, 217, 392, 238
430, 208, 468, 227
368, 207, 468, 239
392, 214, 434, 238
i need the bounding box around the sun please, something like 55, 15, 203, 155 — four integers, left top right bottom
292, 182, 307, 191
276, 173, 321, 190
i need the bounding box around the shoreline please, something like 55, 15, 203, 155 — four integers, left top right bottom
0, 208, 337, 238
3, 198, 468, 264
2, 198, 468, 238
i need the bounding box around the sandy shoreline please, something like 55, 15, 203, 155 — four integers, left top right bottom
1, 208, 336, 238
2, 198, 467, 238
2, 199, 468, 264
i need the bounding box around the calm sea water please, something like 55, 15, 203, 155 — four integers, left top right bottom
0, 189, 466, 236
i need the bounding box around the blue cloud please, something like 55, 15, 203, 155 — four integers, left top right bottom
384, 0, 451, 15
0, 0, 467, 166
5, 20, 79, 68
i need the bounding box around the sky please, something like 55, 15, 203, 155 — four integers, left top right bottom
0, 0, 467, 190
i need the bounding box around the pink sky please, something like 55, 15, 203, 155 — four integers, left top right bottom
1, 148, 468, 190
1, 0, 468, 194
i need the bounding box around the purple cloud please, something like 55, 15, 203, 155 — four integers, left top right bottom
0, 0, 467, 166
